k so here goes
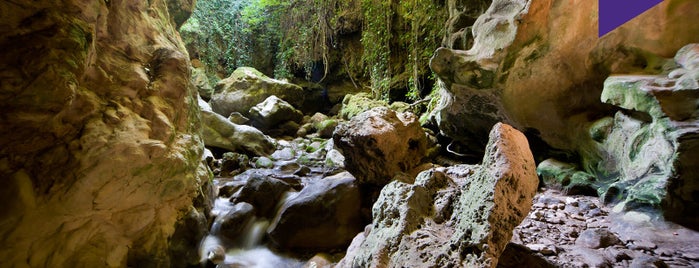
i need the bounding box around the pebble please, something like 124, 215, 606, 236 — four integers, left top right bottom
512, 190, 699, 267
629, 255, 667, 268
656, 248, 674, 257
576, 228, 621, 249
629, 240, 657, 251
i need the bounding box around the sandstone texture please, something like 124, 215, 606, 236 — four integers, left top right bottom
209, 67, 305, 117
333, 107, 428, 186
0, 0, 208, 266
337, 123, 538, 267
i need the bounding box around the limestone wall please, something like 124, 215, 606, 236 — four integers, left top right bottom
0, 0, 208, 266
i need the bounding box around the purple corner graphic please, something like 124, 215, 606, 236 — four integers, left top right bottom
599, 0, 664, 37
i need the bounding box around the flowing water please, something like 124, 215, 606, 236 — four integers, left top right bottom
199, 137, 342, 267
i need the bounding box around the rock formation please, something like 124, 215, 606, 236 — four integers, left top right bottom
0, 0, 208, 266
209, 67, 305, 118
333, 107, 428, 186
337, 123, 539, 267
431, 0, 699, 154
199, 96, 276, 156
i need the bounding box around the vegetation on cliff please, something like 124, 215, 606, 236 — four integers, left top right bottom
181, 0, 447, 102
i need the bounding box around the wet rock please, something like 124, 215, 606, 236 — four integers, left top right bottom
231, 174, 292, 218
219, 152, 249, 177
576, 228, 621, 249
211, 202, 255, 241
254, 157, 274, 168
268, 171, 362, 250
293, 166, 311, 177
210, 67, 304, 117
272, 147, 296, 161
333, 107, 428, 186
337, 123, 538, 267
200, 96, 275, 156
248, 95, 304, 134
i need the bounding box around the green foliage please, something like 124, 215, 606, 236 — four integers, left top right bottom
361, 0, 447, 101
183, 0, 446, 108
181, 0, 254, 76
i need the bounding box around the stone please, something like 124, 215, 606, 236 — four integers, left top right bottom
338, 92, 390, 120
333, 107, 428, 186
576, 229, 622, 249
309, 112, 330, 125
337, 123, 538, 267
629, 240, 657, 251
271, 147, 296, 161
231, 174, 292, 218
0, 0, 209, 266
228, 112, 250, 125
325, 149, 346, 169
572, 248, 613, 268
315, 119, 339, 138
192, 66, 214, 100
211, 202, 255, 241
219, 152, 249, 177
248, 95, 304, 132
200, 108, 276, 156
630, 255, 668, 268
267, 171, 362, 250
254, 157, 274, 168
210, 67, 304, 117
497, 243, 556, 268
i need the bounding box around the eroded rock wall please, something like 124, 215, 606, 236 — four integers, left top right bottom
0, 0, 207, 266
431, 0, 699, 153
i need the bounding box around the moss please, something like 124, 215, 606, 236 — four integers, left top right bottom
339, 93, 389, 119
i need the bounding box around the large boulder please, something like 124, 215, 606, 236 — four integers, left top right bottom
230, 174, 292, 218
430, 0, 699, 155
199, 96, 275, 156
267, 171, 362, 250
337, 123, 539, 267
333, 107, 428, 186
209, 67, 305, 117
248, 95, 304, 133
0, 0, 209, 266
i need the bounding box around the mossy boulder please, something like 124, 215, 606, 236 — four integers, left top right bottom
210, 67, 304, 117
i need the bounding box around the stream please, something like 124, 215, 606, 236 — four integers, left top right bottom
199, 137, 350, 267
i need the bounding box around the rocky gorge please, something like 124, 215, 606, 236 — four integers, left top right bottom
1, 0, 699, 267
